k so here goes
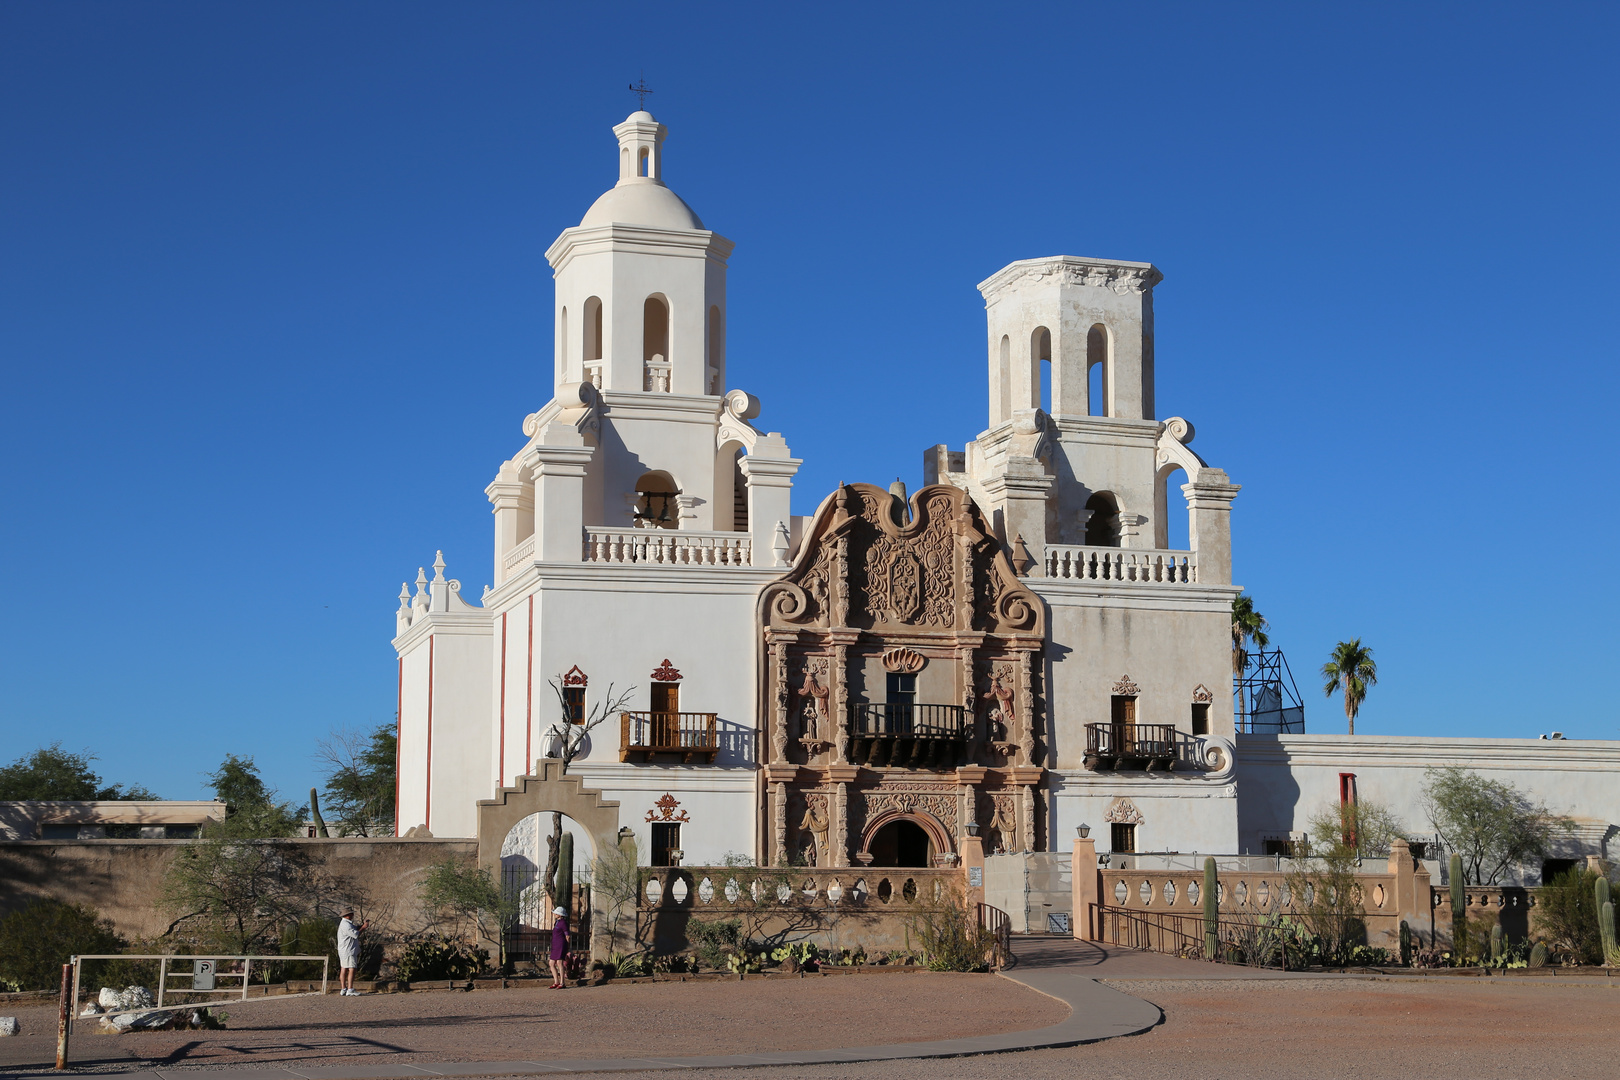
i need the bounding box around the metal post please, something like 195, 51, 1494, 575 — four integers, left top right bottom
157, 956, 168, 1008
320, 956, 329, 996
241, 957, 251, 1001
69, 958, 81, 1037
56, 963, 71, 1070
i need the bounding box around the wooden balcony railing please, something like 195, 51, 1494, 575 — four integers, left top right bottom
620, 711, 719, 764
1083, 722, 1179, 771
847, 703, 967, 769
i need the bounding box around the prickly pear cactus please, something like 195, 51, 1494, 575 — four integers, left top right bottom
1203, 857, 1219, 961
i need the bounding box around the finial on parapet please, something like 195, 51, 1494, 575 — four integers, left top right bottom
397, 583, 411, 612
432, 551, 447, 582
1011, 534, 1035, 577
414, 567, 430, 612
772, 521, 791, 567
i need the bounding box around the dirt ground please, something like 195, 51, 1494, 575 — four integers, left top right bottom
3, 971, 1616, 1078
0, 970, 1064, 1073
604, 976, 1620, 1080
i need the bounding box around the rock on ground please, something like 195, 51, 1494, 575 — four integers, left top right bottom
0, 1017, 18, 1037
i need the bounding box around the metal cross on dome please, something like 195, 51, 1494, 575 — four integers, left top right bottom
629, 75, 653, 110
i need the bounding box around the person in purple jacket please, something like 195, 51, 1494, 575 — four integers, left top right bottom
548, 905, 570, 989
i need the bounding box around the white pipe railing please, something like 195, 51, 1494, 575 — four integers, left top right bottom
584, 528, 752, 566
1046, 546, 1196, 584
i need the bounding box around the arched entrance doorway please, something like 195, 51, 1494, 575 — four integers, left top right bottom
500, 811, 597, 962
867, 819, 933, 867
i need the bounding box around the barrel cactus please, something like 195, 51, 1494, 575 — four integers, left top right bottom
1529, 942, 1549, 968
1203, 857, 1219, 961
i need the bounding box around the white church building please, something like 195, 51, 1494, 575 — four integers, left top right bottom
389, 110, 1620, 885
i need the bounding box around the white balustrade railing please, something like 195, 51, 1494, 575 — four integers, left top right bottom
502, 535, 536, 575
584, 528, 752, 567
1045, 545, 1196, 584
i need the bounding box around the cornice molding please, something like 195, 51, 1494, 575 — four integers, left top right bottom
978, 255, 1163, 301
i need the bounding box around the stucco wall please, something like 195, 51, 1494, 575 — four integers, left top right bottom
0, 838, 475, 941
1235, 734, 1620, 882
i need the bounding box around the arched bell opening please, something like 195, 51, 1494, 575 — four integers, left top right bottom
1084, 491, 1121, 547
633, 471, 679, 530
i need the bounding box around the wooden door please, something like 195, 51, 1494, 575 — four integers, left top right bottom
651, 683, 680, 747
1110, 695, 1135, 755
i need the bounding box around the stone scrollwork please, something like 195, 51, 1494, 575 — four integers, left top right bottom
1192, 683, 1213, 704
1105, 797, 1144, 825
1112, 675, 1141, 697
882, 647, 927, 673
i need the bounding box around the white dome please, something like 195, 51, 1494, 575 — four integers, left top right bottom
580, 181, 704, 230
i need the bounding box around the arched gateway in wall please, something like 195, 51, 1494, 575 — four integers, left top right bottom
476, 760, 622, 876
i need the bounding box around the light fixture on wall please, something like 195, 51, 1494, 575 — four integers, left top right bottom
1077, 823, 1091, 839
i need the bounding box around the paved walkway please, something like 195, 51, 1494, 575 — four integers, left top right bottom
49, 940, 1164, 1079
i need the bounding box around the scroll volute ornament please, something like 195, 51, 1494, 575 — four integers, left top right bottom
759, 483, 1042, 637
882, 647, 926, 674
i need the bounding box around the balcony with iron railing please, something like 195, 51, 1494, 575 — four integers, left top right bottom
847, 703, 968, 769
620, 711, 720, 764
1083, 723, 1188, 772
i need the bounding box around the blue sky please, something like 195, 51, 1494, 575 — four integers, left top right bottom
2, 3, 1617, 802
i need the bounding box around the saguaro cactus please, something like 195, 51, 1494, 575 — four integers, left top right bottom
1601, 901, 1617, 966
309, 788, 329, 838
552, 832, 574, 919
1203, 857, 1219, 961
1449, 854, 1465, 964
1398, 920, 1413, 967
1490, 923, 1504, 962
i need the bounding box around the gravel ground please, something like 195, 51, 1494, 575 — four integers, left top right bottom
595, 977, 1620, 1080
0, 971, 1064, 1073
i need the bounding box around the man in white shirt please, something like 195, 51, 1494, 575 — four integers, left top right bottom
337, 908, 367, 996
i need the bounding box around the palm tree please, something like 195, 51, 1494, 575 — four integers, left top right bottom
1231, 595, 1269, 725
1321, 639, 1377, 735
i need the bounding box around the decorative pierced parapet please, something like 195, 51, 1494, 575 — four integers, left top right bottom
1045, 545, 1195, 584
583, 528, 752, 566
637, 866, 961, 912
502, 535, 536, 576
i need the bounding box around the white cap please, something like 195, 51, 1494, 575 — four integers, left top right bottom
553, 906, 567, 917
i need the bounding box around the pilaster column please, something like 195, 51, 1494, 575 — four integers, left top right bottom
980, 462, 1055, 576
828, 630, 858, 764
1185, 469, 1241, 585
485, 462, 533, 585
521, 423, 595, 562
1072, 835, 1098, 940
741, 435, 801, 568
828, 763, 858, 868
772, 780, 788, 867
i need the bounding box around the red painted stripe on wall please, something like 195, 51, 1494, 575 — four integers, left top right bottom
525, 595, 534, 775
394, 657, 403, 837
498, 612, 508, 786
426, 634, 435, 833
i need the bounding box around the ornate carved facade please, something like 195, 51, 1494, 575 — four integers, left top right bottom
758, 483, 1045, 867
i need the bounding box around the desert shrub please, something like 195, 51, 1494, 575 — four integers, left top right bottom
686, 917, 745, 972
910, 903, 993, 972
1535, 868, 1602, 965
280, 918, 341, 980
394, 936, 488, 982
0, 899, 126, 991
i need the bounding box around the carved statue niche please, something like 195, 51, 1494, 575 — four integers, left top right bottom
794, 656, 833, 752
983, 662, 1018, 753
798, 793, 831, 867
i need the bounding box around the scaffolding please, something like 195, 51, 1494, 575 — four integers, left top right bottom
1234, 649, 1305, 733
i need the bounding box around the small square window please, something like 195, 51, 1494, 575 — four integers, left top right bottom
885, 672, 916, 704
564, 686, 586, 724
1110, 822, 1136, 854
